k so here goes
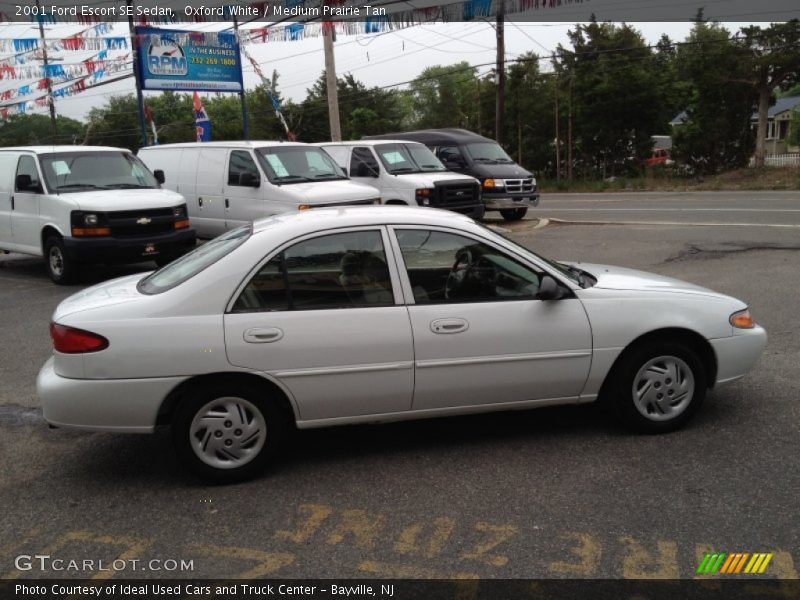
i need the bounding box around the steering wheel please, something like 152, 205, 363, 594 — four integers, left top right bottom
444, 249, 473, 300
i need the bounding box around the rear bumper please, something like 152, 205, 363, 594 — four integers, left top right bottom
710, 326, 768, 385
37, 357, 186, 433
62, 228, 196, 264
484, 193, 540, 210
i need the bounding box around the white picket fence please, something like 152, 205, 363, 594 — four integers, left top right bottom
749, 154, 800, 167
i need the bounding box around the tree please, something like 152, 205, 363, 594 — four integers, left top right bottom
408, 62, 481, 130
555, 21, 664, 177
740, 20, 800, 166
672, 22, 756, 174
0, 114, 84, 146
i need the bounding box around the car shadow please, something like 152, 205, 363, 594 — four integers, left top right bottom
0, 253, 156, 286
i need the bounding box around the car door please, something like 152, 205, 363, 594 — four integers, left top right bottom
348, 146, 381, 188
11, 154, 43, 253
390, 226, 593, 411
194, 147, 227, 238
223, 149, 264, 229
224, 227, 414, 422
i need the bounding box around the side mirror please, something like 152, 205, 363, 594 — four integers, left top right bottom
537, 275, 564, 301
153, 169, 165, 184
15, 174, 34, 191
239, 172, 261, 187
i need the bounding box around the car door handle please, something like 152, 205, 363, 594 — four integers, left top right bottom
198, 197, 203, 207
10, 196, 14, 210
243, 327, 284, 343
225, 198, 230, 209
430, 318, 469, 334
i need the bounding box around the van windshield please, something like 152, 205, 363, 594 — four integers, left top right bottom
255, 146, 347, 184
464, 142, 515, 164
375, 143, 446, 174
39, 151, 159, 193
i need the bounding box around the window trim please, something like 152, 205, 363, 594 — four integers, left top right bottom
387, 225, 575, 306
225, 226, 407, 314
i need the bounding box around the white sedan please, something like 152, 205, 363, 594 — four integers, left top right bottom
38, 207, 767, 482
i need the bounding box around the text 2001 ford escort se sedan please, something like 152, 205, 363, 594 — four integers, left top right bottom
38, 207, 766, 482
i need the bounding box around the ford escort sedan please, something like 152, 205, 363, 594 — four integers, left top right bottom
38, 207, 767, 482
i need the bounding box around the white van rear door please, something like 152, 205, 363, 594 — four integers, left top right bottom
194, 147, 227, 238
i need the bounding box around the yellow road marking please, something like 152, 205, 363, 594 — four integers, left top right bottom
186, 543, 294, 578
619, 537, 679, 579
459, 522, 518, 567
326, 509, 386, 550
395, 517, 456, 558
548, 532, 601, 576
273, 503, 332, 544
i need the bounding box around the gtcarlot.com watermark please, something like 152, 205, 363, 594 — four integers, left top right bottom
14, 554, 194, 573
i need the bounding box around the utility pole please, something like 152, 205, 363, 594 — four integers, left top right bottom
127, 0, 148, 148
567, 77, 573, 180
323, 22, 341, 141
232, 15, 250, 140
554, 80, 560, 180
35, 0, 57, 141
495, 0, 505, 145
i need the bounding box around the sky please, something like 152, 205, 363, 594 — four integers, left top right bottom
0, 20, 767, 122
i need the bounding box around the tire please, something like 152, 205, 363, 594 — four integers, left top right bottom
44, 235, 78, 285
608, 341, 706, 433
172, 380, 288, 483
500, 207, 528, 221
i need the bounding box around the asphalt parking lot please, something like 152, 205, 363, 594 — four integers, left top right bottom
0, 192, 798, 581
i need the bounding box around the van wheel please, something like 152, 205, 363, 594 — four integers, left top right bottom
500, 208, 528, 221
44, 235, 78, 285
173, 380, 287, 483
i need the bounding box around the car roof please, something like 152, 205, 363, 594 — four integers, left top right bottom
251, 205, 475, 237
0, 145, 128, 154
316, 140, 427, 147
138, 141, 307, 150
364, 128, 497, 145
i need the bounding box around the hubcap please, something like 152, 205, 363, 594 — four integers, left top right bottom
632, 355, 695, 422
189, 397, 266, 470
49, 246, 64, 277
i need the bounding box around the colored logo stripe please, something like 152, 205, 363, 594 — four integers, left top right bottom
697, 552, 773, 575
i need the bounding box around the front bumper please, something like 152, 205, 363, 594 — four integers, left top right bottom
710, 325, 768, 385
38, 357, 186, 433
62, 228, 196, 264
484, 193, 540, 210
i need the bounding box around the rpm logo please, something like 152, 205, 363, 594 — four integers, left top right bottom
147, 39, 188, 76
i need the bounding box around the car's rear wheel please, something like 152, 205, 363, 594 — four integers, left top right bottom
44, 235, 78, 285
609, 341, 706, 433
173, 380, 287, 483
500, 207, 528, 221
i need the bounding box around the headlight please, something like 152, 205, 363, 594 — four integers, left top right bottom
84, 213, 99, 226
71, 211, 110, 237
415, 188, 434, 206
483, 179, 503, 189
730, 308, 755, 329
172, 205, 187, 218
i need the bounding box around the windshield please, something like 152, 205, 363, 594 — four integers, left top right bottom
464, 142, 514, 164
138, 226, 251, 294
39, 151, 158, 193
375, 143, 446, 174
255, 146, 347, 184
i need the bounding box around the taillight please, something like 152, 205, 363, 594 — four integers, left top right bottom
50, 323, 109, 354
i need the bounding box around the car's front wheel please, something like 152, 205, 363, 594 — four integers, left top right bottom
44, 235, 78, 284
609, 341, 706, 433
173, 380, 287, 483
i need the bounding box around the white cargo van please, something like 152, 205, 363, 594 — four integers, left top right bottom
317, 140, 483, 218
0, 146, 195, 284
138, 141, 381, 239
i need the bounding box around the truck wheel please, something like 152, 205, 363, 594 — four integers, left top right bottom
44, 235, 78, 285
500, 208, 528, 221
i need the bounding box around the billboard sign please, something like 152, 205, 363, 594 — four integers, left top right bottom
135, 26, 244, 93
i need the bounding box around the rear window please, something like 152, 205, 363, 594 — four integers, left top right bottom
137, 226, 251, 294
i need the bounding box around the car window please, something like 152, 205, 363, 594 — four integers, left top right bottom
232, 230, 394, 312
349, 147, 380, 178
15, 155, 41, 192
437, 146, 464, 165
255, 146, 346, 183
228, 150, 260, 186
395, 229, 541, 304
138, 226, 251, 294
